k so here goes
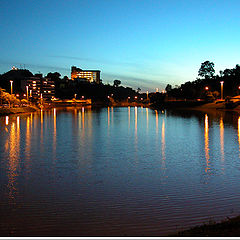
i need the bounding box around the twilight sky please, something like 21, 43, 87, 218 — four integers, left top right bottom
1, 0, 240, 92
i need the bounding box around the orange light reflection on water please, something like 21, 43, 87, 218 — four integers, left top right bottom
204, 114, 210, 173
238, 117, 240, 155
53, 108, 57, 157
25, 115, 32, 175
108, 107, 110, 127
155, 110, 158, 134
7, 120, 20, 203
82, 107, 85, 129
128, 106, 130, 128
146, 108, 148, 130
220, 117, 224, 164
135, 107, 137, 135
161, 118, 166, 168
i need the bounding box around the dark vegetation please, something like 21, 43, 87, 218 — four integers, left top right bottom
165, 61, 240, 100
172, 215, 240, 237
1, 60, 240, 107
0, 69, 33, 94
0, 70, 140, 104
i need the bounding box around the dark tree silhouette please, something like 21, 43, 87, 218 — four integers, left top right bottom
165, 84, 172, 93
198, 61, 215, 79
46, 72, 61, 81
113, 79, 121, 87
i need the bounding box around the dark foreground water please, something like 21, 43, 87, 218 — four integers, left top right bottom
1, 107, 240, 236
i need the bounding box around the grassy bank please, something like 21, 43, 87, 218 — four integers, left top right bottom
0, 106, 38, 116
171, 215, 240, 237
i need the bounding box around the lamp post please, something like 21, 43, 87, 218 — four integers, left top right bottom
146, 91, 149, 100
10, 80, 13, 94
220, 81, 224, 100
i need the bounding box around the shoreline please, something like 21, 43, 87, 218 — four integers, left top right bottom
0, 106, 39, 116
171, 215, 240, 237
1, 101, 240, 116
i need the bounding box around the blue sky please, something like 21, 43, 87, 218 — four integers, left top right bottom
1, 0, 240, 92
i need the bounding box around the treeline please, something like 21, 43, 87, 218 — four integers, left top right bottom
44, 72, 139, 103
0, 69, 139, 103
165, 61, 240, 100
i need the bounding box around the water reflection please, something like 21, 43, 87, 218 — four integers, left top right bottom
128, 106, 130, 128
82, 107, 85, 129
204, 114, 210, 173
53, 108, 57, 157
146, 108, 148, 130
135, 106, 137, 136
25, 115, 31, 175
220, 117, 224, 166
155, 110, 158, 134
40, 110, 44, 149
161, 118, 166, 169
108, 107, 110, 127
238, 117, 240, 155
7, 120, 20, 204
1, 108, 240, 236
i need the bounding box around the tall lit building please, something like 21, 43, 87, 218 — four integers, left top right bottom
71, 66, 100, 84
22, 74, 55, 100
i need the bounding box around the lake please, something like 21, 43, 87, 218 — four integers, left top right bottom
1, 106, 240, 236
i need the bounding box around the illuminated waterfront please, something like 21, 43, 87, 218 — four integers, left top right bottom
1, 107, 240, 236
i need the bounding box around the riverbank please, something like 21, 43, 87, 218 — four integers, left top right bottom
172, 215, 240, 237
110, 102, 150, 107
0, 106, 38, 116
156, 100, 240, 114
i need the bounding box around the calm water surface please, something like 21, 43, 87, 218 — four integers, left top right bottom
1, 107, 240, 236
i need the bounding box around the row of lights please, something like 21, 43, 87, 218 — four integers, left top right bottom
205, 81, 240, 100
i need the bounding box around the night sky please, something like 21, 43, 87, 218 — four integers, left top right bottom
1, 0, 240, 91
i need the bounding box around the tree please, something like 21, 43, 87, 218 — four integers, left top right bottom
113, 79, 121, 87
0, 88, 20, 107
137, 88, 141, 93
63, 76, 69, 81
198, 61, 215, 79
46, 72, 61, 82
165, 84, 172, 93
223, 68, 233, 77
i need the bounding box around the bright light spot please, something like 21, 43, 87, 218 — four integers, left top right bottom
5, 116, 9, 125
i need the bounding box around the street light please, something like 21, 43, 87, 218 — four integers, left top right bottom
220, 81, 224, 100
146, 91, 149, 100
205, 86, 209, 91
10, 80, 13, 94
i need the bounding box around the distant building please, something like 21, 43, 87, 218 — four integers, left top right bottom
22, 74, 55, 100
71, 66, 100, 84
